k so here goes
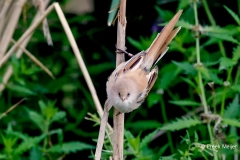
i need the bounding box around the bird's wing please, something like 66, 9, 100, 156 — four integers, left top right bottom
136, 66, 158, 103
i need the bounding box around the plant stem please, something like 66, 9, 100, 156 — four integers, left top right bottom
193, 2, 218, 160
220, 66, 233, 116
202, 0, 226, 57
234, 65, 240, 85
159, 96, 174, 154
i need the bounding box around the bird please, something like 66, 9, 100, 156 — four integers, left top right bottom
106, 10, 182, 113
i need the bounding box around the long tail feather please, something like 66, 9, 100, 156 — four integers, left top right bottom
144, 10, 182, 69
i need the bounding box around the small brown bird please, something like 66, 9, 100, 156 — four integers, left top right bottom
106, 10, 182, 113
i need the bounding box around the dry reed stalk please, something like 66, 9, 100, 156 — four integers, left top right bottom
95, 100, 112, 160
54, 3, 105, 118
0, 0, 26, 59
0, 0, 13, 37
0, 98, 25, 119
0, 0, 51, 92
0, 3, 55, 68
113, 0, 127, 159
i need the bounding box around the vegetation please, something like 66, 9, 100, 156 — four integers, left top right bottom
0, 0, 239, 159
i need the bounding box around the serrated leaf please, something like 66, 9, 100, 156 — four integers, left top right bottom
126, 120, 161, 130
207, 33, 239, 44
219, 57, 236, 70
222, 118, 240, 127
224, 5, 240, 25
14, 135, 45, 155
140, 129, 158, 149
107, 0, 120, 26
232, 46, 240, 62
223, 95, 239, 119
204, 26, 234, 35
169, 100, 201, 107
47, 142, 94, 153
160, 118, 202, 131
172, 61, 196, 75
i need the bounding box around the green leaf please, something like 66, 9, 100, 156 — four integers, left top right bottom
147, 93, 161, 108
219, 57, 236, 70
159, 154, 177, 160
154, 6, 173, 21
125, 130, 140, 152
29, 147, 42, 160
172, 61, 196, 75
160, 117, 202, 131
223, 95, 240, 119
194, 131, 199, 142
47, 142, 94, 153
140, 129, 158, 149
160, 71, 178, 89
0, 154, 7, 159
232, 46, 240, 62
169, 100, 201, 107
181, 77, 196, 88
27, 110, 45, 132
14, 135, 45, 155
207, 33, 239, 44
6, 83, 35, 96
204, 26, 234, 35
222, 118, 240, 127
177, 0, 189, 10
224, 5, 240, 25
107, 0, 120, 26
51, 111, 66, 123
176, 20, 192, 30
127, 33, 157, 51
126, 120, 161, 130
231, 85, 240, 92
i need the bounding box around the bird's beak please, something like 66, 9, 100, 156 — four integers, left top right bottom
121, 97, 126, 101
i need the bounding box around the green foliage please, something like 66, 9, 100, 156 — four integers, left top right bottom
160, 118, 202, 131
1, 0, 240, 159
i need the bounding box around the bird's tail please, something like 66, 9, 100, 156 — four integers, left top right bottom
143, 10, 182, 70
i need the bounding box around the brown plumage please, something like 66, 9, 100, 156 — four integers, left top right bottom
106, 10, 182, 113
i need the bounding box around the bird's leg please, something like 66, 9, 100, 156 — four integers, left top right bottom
115, 45, 133, 57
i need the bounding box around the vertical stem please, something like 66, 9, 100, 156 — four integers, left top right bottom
193, 2, 218, 160
113, 0, 126, 159
159, 96, 174, 153
202, 0, 226, 57
220, 67, 233, 116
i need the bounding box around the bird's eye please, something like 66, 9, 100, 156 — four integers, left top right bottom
127, 93, 130, 97
118, 92, 121, 97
